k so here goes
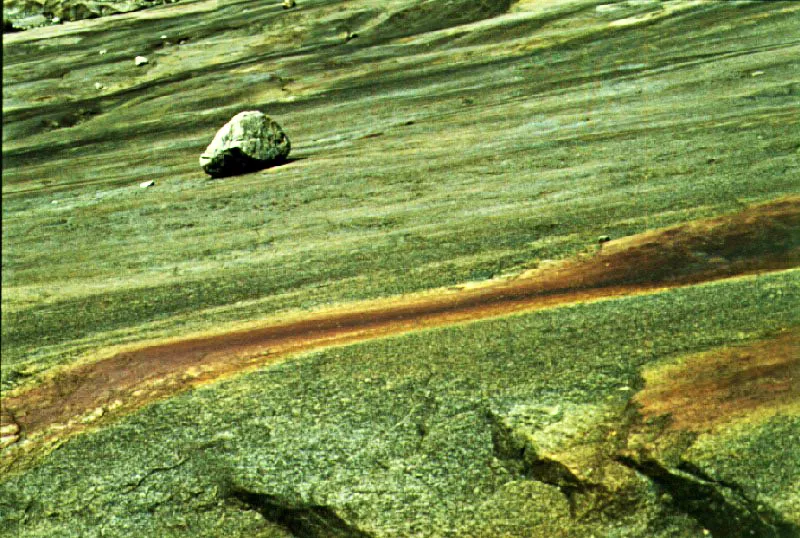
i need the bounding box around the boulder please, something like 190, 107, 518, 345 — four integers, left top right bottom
3, 0, 175, 26
199, 111, 291, 178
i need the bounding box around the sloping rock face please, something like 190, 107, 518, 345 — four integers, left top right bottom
2, 276, 797, 538
2, 0, 799, 536
199, 111, 291, 178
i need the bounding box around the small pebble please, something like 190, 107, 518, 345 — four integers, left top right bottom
81, 407, 105, 424
134, 56, 149, 66
596, 4, 621, 13
140, 180, 155, 188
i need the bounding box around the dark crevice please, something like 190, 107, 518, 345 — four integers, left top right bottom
367, 0, 515, 42
616, 456, 799, 538
488, 410, 602, 515
227, 488, 373, 538
3, 19, 23, 33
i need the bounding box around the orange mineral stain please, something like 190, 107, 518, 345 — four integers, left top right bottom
1, 197, 798, 464
635, 332, 799, 433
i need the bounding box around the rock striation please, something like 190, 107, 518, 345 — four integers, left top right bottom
199, 111, 290, 178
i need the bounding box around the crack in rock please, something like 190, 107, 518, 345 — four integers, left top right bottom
227, 488, 372, 538
487, 405, 604, 514
615, 455, 799, 538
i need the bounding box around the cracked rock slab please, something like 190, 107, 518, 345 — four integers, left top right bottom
616, 455, 799, 538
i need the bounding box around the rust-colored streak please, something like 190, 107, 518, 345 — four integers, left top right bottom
1, 197, 798, 458
635, 332, 800, 432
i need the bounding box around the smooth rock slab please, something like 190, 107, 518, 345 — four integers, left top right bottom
199, 111, 291, 178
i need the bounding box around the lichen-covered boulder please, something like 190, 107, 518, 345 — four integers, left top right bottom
199, 111, 291, 178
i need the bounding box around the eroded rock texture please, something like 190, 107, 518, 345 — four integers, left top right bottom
3, 0, 179, 30
199, 111, 291, 178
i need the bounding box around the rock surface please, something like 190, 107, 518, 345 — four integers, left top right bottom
2, 0, 799, 536
199, 111, 291, 178
3, 0, 179, 31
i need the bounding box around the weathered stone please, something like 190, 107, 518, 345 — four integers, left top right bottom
199, 111, 291, 178
0, 435, 19, 449
596, 4, 621, 13
0, 423, 19, 436
8, 13, 48, 30
3, 0, 178, 27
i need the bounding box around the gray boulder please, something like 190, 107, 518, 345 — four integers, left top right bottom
3, 0, 177, 29
199, 111, 291, 178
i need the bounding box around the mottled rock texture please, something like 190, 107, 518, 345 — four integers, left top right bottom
199, 111, 291, 178
3, 0, 179, 30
